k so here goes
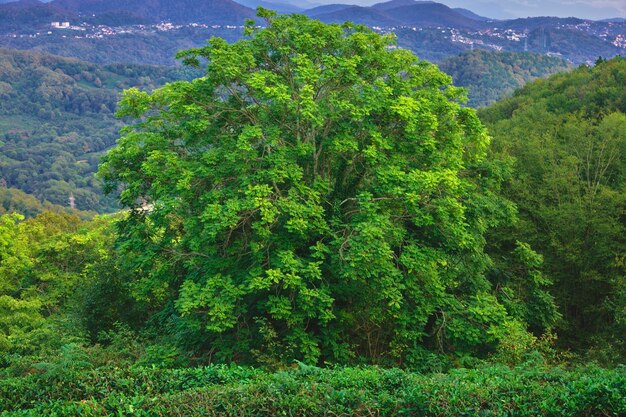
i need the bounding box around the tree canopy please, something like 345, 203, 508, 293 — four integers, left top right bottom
100, 10, 556, 365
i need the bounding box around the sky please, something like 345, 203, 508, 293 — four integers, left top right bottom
310, 0, 626, 20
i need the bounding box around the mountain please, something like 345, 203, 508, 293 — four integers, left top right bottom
500, 16, 586, 30
439, 50, 573, 107
50, 0, 256, 25
0, 0, 75, 31
233, 0, 303, 14
453, 7, 491, 22
599, 18, 626, 23
304, 3, 352, 17
371, 0, 425, 11
312, 6, 401, 26
519, 24, 624, 64
311, 1, 484, 29
0, 48, 198, 211
382, 2, 484, 29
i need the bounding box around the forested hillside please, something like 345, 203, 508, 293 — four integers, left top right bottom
0, 186, 93, 218
480, 56, 626, 359
440, 50, 573, 107
0, 27, 245, 66
0, 48, 199, 211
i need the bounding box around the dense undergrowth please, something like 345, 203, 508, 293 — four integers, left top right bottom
1, 361, 624, 416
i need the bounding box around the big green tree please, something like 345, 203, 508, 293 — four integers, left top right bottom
100, 10, 555, 365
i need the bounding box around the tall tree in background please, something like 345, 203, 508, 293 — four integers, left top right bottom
100, 10, 556, 365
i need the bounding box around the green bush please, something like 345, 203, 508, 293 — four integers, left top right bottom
1, 363, 624, 416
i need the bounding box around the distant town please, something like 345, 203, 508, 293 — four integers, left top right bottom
1, 17, 622, 64
2, 21, 245, 40
0, 0, 623, 69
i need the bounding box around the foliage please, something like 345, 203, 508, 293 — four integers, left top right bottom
0, 362, 624, 416
99, 11, 557, 365
479, 57, 626, 358
0, 211, 129, 355
439, 50, 573, 107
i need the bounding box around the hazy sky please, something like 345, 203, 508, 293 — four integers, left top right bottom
312, 0, 626, 20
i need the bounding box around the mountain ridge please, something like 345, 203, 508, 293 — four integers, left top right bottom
50, 0, 256, 24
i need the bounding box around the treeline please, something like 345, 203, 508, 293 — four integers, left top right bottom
0, 186, 93, 219
480, 56, 626, 359
0, 48, 200, 212
440, 50, 573, 107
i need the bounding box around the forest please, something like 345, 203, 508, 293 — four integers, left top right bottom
0, 12, 624, 416
439, 50, 573, 107
0, 48, 200, 212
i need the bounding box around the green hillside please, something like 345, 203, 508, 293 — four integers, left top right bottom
0, 186, 94, 219
0, 48, 199, 212
479, 56, 626, 356
440, 50, 573, 107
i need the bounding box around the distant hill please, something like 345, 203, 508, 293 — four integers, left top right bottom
0, 48, 198, 211
453, 7, 491, 22
599, 18, 626, 23
371, 0, 424, 11
304, 4, 352, 17
0, 0, 75, 31
439, 50, 573, 107
313, 6, 401, 26
50, 0, 256, 25
233, 0, 303, 14
310, 1, 484, 29
383, 2, 483, 29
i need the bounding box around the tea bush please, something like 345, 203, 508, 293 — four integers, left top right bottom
1, 363, 624, 416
